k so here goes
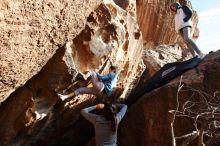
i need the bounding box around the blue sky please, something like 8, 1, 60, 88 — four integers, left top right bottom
191, 0, 220, 53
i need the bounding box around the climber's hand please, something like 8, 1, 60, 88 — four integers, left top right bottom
96, 104, 105, 109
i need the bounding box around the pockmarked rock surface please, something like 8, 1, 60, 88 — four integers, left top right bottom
0, 0, 102, 102
63, 0, 144, 99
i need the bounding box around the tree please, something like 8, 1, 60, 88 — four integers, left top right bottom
170, 76, 220, 146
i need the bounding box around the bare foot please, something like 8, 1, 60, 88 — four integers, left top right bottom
57, 93, 69, 101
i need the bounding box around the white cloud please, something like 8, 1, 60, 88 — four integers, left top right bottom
197, 4, 220, 53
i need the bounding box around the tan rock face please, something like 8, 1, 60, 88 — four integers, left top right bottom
138, 42, 200, 88
63, 0, 144, 98
135, 44, 185, 90
136, 0, 199, 48
118, 51, 220, 146
0, 47, 72, 146
142, 44, 194, 70
0, 0, 144, 145
0, 0, 102, 102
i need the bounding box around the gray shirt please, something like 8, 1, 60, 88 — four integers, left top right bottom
81, 104, 128, 146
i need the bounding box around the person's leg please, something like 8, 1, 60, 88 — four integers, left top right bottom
178, 30, 191, 58
74, 87, 95, 96
182, 27, 202, 56
58, 87, 95, 101
57, 92, 75, 101
88, 71, 105, 93
58, 71, 104, 101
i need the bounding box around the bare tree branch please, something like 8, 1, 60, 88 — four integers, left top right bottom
198, 125, 205, 146
171, 76, 184, 146
180, 132, 198, 146
176, 131, 198, 140
169, 79, 220, 146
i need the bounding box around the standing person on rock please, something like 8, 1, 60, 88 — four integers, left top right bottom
170, 0, 204, 58
81, 103, 127, 146
57, 65, 117, 101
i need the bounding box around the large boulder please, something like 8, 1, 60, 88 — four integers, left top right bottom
0, 0, 102, 102
119, 51, 220, 146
